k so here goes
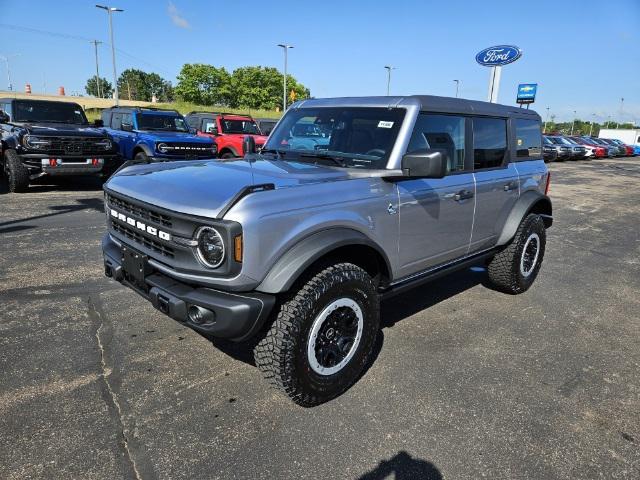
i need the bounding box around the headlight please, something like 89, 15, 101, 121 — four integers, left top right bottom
195, 226, 225, 268
23, 135, 51, 150
95, 138, 113, 151
157, 142, 169, 153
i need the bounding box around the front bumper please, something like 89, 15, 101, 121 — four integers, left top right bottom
102, 233, 275, 341
20, 153, 121, 177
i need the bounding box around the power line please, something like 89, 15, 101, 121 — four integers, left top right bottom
0, 23, 174, 77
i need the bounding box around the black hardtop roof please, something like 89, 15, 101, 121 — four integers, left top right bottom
105, 106, 180, 114
0, 97, 83, 107
295, 95, 541, 120
186, 111, 255, 119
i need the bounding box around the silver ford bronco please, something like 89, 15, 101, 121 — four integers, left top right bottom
102, 96, 552, 406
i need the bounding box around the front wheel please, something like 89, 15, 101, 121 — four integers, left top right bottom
5, 149, 30, 193
487, 213, 546, 294
134, 151, 149, 162
254, 263, 380, 407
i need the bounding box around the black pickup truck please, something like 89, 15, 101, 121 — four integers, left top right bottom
0, 98, 120, 192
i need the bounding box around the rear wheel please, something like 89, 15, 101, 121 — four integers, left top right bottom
5, 149, 29, 193
487, 213, 546, 294
254, 263, 380, 407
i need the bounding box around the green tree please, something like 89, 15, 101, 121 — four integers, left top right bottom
174, 63, 232, 105
117, 69, 173, 102
229, 66, 310, 110
85, 76, 113, 98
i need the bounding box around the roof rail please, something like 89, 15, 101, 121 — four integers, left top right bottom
188, 111, 254, 119
105, 105, 179, 114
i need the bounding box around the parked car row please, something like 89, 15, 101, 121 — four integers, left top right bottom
0, 98, 281, 192
542, 134, 637, 162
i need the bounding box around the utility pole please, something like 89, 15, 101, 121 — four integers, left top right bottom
277, 44, 293, 111
544, 107, 550, 133
96, 5, 124, 105
0, 54, 20, 91
384, 66, 395, 96
453, 79, 460, 98
91, 40, 103, 98
570, 110, 577, 135
589, 113, 596, 136
619, 97, 624, 128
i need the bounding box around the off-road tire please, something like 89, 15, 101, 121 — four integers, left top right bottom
5, 149, 29, 193
487, 213, 546, 294
134, 151, 149, 162
220, 151, 235, 160
254, 263, 380, 407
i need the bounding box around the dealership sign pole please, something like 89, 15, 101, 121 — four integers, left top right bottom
476, 45, 522, 103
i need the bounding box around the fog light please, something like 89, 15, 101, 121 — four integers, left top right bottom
188, 305, 215, 325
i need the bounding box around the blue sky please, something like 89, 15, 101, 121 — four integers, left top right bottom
1, 0, 639, 122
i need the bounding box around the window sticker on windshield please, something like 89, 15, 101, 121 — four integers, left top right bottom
378, 121, 394, 128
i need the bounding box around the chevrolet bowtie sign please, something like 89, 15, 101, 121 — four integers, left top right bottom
110, 208, 172, 241
517, 83, 538, 104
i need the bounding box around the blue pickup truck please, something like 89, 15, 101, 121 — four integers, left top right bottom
101, 107, 217, 162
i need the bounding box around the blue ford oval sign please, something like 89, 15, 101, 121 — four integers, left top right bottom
476, 45, 522, 67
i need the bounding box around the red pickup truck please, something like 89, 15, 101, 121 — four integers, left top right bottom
185, 112, 268, 159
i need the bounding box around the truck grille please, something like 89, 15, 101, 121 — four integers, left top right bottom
106, 193, 173, 227
111, 221, 175, 258
161, 142, 215, 156
46, 137, 109, 155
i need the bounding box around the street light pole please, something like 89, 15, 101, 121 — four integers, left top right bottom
96, 5, 123, 105
589, 114, 595, 136
453, 79, 460, 98
277, 44, 293, 111
384, 66, 395, 96
91, 40, 103, 98
619, 97, 624, 128
544, 107, 550, 133
570, 110, 577, 135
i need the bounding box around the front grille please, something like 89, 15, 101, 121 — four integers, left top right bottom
46, 137, 109, 155
106, 193, 172, 228
111, 221, 175, 258
161, 142, 215, 156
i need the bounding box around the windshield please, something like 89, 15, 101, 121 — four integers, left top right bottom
564, 137, 579, 145
263, 107, 406, 169
136, 113, 189, 132
549, 137, 565, 145
220, 118, 261, 134
13, 101, 88, 124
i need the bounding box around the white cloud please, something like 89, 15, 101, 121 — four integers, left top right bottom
168, 1, 190, 29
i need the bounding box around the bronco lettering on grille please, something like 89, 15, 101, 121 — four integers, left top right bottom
110, 208, 172, 241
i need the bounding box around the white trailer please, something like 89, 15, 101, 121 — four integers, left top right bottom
599, 128, 640, 145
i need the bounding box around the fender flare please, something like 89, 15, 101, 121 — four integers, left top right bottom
256, 228, 392, 294
218, 146, 239, 157
132, 143, 154, 158
496, 191, 553, 246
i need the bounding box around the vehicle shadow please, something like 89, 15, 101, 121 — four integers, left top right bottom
357, 451, 442, 480
0, 175, 105, 195
0, 197, 105, 231
207, 267, 488, 371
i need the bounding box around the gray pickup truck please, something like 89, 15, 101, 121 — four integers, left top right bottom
102, 95, 552, 406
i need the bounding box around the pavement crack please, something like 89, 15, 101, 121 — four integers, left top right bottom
88, 295, 144, 480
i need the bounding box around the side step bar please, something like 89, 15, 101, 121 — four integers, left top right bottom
380, 249, 497, 300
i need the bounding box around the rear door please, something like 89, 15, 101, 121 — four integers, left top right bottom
396, 113, 475, 278
470, 117, 520, 252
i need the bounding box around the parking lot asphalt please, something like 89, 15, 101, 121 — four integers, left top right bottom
1, 159, 639, 480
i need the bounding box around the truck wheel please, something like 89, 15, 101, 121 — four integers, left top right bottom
220, 152, 235, 160
254, 263, 380, 407
487, 213, 546, 294
134, 151, 149, 162
5, 149, 29, 193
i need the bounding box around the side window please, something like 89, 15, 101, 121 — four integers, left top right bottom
1, 102, 12, 120
407, 114, 466, 173
121, 113, 132, 127
202, 120, 217, 133
473, 117, 507, 169
515, 119, 542, 159
101, 110, 111, 127
111, 112, 123, 129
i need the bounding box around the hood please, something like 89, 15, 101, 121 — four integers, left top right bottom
22, 123, 108, 137
105, 158, 350, 218
137, 130, 214, 144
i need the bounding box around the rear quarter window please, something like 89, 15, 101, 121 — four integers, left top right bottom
515, 119, 542, 159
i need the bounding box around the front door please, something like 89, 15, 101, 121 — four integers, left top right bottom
397, 113, 475, 278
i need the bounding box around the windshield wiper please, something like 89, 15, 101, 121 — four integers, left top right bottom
298, 151, 346, 167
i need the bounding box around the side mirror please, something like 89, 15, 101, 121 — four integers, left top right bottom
242, 135, 256, 156
401, 149, 448, 178
121, 122, 133, 132
0, 110, 9, 123
189, 127, 197, 135
93, 119, 104, 127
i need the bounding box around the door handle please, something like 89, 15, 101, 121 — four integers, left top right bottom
448, 189, 474, 201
